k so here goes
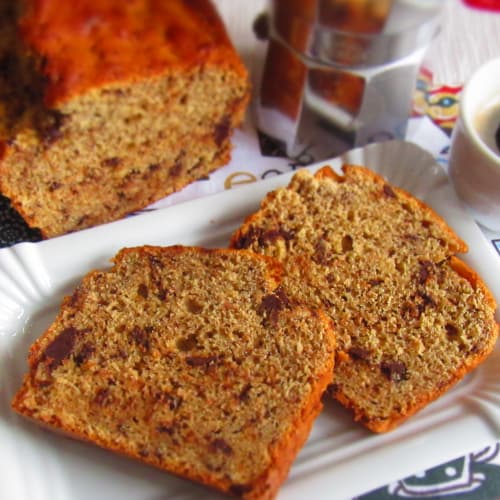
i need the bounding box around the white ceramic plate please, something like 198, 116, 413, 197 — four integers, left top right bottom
1, 141, 499, 500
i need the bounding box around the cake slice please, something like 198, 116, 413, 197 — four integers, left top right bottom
0, 0, 249, 237
12, 246, 335, 499
231, 165, 498, 432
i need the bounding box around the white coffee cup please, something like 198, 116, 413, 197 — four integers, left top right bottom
448, 57, 500, 232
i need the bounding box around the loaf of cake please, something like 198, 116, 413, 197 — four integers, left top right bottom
0, 0, 249, 238
231, 165, 499, 432
12, 245, 335, 499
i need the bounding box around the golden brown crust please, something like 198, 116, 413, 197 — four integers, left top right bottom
19, 0, 248, 107
449, 256, 499, 312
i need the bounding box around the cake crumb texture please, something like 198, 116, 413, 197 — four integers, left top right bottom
231, 165, 499, 432
12, 246, 335, 499
0, 0, 249, 237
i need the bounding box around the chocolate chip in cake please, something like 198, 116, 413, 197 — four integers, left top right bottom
210, 438, 233, 455
239, 383, 252, 402
43, 326, 79, 368
214, 115, 231, 147
101, 157, 122, 167
258, 289, 290, 324
445, 323, 459, 341
381, 360, 407, 382
348, 347, 370, 361
185, 298, 204, 314
341, 234, 353, 252
94, 388, 113, 407
418, 260, 434, 284
137, 283, 149, 299
130, 326, 150, 351
176, 334, 198, 352
232, 226, 263, 249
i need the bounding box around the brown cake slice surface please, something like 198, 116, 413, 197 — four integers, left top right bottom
231, 165, 498, 432
12, 246, 335, 499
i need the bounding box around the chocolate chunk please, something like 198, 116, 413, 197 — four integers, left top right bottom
214, 115, 231, 147
130, 326, 150, 350
445, 323, 459, 340
48, 181, 62, 192
101, 157, 122, 167
234, 225, 294, 250
148, 255, 165, 269
274, 287, 291, 308
210, 438, 233, 455
368, 279, 383, 286
170, 159, 183, 177
381, 361, 408, 382
401, 301, 420, 320
259, 294, 282, 315
382, 184, 396, 198
43, 327, 79, 368
418, 260, 433, 284
185, 298, 203, 314
157, 424, 174, 434
420, 292, 436, 308
258, 289, 290, 324
94, 388, 112, 406
176, 334, 198, 352
137, 283, 148, 299
186, 355, 219, 367
239, 383, 252, 402
348, 347, 370, 360
232, 227, 263, 249
341, 234, 353, 252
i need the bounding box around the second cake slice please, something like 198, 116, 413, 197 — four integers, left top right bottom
231, 165, 498, 432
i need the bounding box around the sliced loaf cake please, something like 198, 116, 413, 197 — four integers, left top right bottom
12, 245, 335, 499
0, 0, 249, 237
231, 165, 498, 432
